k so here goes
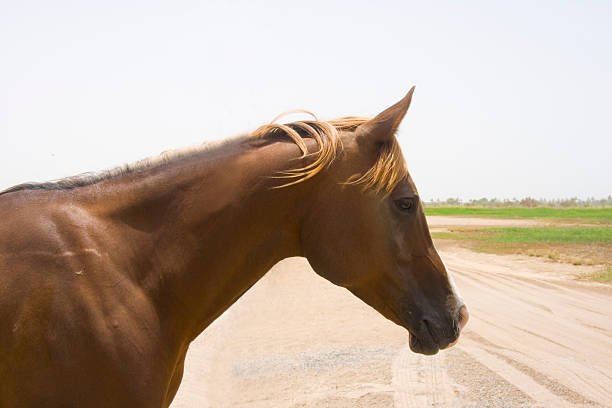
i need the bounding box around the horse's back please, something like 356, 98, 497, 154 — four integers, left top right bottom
0, 192, 97, 405
0, 192, 167, 407
0, 192, 87, 321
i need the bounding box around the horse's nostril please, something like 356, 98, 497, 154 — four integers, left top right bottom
458, 305, 469, 331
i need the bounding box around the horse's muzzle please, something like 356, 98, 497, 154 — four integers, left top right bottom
409, 304, 469, 355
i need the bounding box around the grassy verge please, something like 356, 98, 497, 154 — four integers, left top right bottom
432, 226, 612, 283
424, 207, 612, 224
432, 227, 612, 244
586, 267, 612, 283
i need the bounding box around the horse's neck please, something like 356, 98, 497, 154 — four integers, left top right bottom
95, 139, 313, 341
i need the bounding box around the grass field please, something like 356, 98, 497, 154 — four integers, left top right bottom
433, 227, 612, 244
424, 206, 612, 224
428, 207, 612, 283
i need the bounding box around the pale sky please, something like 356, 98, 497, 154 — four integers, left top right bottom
1, 0, 611, 200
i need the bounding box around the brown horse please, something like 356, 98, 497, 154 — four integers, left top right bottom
0, 88, 467, 407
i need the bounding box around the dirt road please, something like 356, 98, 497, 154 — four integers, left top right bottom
171, 219, 612, 408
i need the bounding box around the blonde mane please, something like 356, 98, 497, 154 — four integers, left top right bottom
1, 111, 408, 196
251, 112, 408, 195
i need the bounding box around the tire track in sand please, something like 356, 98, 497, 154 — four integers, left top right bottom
392, 345, 457, 407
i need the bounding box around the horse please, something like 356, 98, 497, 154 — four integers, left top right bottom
0, 87, 468, 407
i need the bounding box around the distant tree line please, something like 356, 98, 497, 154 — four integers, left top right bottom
425, 196, 612, 208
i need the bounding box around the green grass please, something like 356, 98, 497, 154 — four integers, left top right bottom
424, 207, 612, 224
432, 226, 612, 282
432, 227, 612, 244
428, 207, 612, 283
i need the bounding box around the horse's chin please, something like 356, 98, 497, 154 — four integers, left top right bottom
408, 332, 441, 356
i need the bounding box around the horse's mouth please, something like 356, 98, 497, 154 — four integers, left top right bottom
408, 319, 460, 356
407, 305, 469, 355
409, 331, 442, 355
409, 329, 460, 355
394, 313, 451, 355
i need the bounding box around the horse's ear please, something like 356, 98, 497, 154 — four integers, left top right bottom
356, 86, 415, 145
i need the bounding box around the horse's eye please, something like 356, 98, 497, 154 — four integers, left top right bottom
395, 197, 416, 212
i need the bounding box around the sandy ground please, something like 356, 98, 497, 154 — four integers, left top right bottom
426, 216, 550, 229
171, 217, 612, 408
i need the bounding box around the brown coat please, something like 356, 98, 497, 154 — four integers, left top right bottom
0, 89, 467, 407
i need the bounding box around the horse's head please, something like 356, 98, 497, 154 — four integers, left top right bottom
301, 88, 468, 355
